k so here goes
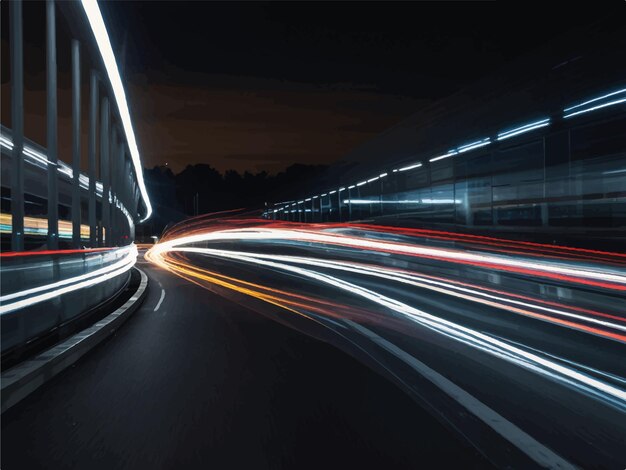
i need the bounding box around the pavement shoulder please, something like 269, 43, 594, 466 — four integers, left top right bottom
1, 267, 149, 414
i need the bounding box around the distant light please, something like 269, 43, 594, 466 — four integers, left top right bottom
497, 118, 550, 141
563, 88, 626, 113
456, 137, 491, 153
398, 162, 422, 172
1, 136, 115, 200
367, 176, 379, 183
348, 185, 356, 189
329, 190, 337, 194
343, 199, 461, 205
320, 193, 328, 197
356, 181, 367, 187
0, 136, 14, 149
379, 173, 388, 178
429, 151, 457, 163
564, 97, 626, 119
81, 0, 152, 222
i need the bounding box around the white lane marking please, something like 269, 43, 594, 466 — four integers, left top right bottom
347, 320, 575, 469
154, 289, 166, 312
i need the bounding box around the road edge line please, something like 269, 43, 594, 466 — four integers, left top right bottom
0, 267, 149, 414
345, 320, 576, 469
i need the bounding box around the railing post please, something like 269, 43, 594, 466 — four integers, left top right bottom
88, 70, 98, 247
10, 0, 25, 252
124, 156, 132, 242
338, 189, 343, 222
319, 197, 323, 222
71, 39, 81, 248
132, 183, 139, 240
110, 125, 117, 246
100, 96, 110, 247
348, 188, 352, 220
115, 136, 124, 244
47, 0, 59, 249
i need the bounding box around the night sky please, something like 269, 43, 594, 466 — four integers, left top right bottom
1, 2, 618, 174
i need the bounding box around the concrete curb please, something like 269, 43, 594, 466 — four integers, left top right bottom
1, 267, 149, 414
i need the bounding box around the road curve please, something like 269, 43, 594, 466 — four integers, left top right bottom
144, 217, 626, 468
1, 255, 487, 469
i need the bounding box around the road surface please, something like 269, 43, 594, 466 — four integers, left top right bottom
143, 218, 626, 468
4, 218, 626, 469
1, 255, 487, 469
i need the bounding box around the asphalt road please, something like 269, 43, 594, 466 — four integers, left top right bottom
1, 258, 488, 470
142, 221, 626, 469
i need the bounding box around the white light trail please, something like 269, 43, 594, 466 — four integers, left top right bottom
343, 199, 461, 205
80, 0, 152, 221
152, 243, 626, 409
497, 118, 550, 141
563, 88, 626, 112
429, 151, 457, 163
0, 245, 137, 314
456, 137, 491, 153
398, 162, 422, 172
149, 228, 626, 287
564, 98, 626, 119
0, 137, 123, 209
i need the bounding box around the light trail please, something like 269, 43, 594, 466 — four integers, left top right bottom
80, 0, 152, 221
146, 219, 626, 414
1, 213, 90, 240
0, 245, 137, 314
151, 226, 626, 290
169, 247, 626, 341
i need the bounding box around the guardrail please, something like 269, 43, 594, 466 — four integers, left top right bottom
0, 1, 152, 366
2, 0, 151, 252
0, 124, 131, 246
0, 245, 138, 356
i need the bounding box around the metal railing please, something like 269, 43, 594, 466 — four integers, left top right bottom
0, 1, 151, 360
2, 0, 152, 251
0, 246, 137, 355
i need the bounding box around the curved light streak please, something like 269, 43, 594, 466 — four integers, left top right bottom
80, 0, 152, 222
147, 235, 626, 410
149, 227, 626, 290
172, 247, 626, 340
0, 245, 137, 314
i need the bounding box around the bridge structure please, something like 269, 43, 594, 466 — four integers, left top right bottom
263, 26, 626, 246
1, 0, 151, 365
0, 6, 625, 469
